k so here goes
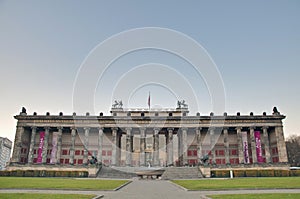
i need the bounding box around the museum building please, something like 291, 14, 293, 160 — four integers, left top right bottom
10, 105, 288, 169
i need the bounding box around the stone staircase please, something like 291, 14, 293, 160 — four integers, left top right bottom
161, 167, 203, 180
96, 166, 137, 179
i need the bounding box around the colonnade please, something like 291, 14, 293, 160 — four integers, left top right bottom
11, 125, 288, 166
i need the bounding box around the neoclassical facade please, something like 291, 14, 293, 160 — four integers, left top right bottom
10, 107, 288, 168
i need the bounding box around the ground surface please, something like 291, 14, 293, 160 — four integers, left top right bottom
1, 177, 300, 198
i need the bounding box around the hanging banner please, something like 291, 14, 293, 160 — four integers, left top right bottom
241, 131, 249, 163
255, 131, 263, 163
37, 131, 45, 163
50, 132, 58, 164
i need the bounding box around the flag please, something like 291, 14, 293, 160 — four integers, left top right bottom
148, 92, 150, 109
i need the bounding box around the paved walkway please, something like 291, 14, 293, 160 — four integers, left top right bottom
1, 180, 300, 199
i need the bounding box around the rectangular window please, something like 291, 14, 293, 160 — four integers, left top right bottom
107, 150, 112, 156
33, 149, 37, 154
193, 150, 197, 156
187, 150, 192, 156
231, 149, 237, 156
102, 151, 106, 156
75, 150, 81, 155
74, 159, 77, 165
77, 159, 83, 164
62, 150, 68, 155
65, 159, 69, 164
219, 150, 224, 156
60, 159, 64, 164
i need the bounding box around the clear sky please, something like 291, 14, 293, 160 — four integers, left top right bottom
0, 0, 299, 143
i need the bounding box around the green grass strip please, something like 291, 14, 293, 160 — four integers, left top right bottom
172, 177, 300, 190
0, 193, 95, 199
209, 193, 300, 199
0, 177, 128, 190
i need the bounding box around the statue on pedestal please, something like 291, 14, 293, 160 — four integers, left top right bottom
112, 100, 123, 108
177, 100, 188, 108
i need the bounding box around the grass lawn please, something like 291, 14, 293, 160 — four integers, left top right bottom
209, 193, 300, 199
172, 177, 300, 190
0, 177, 129, 190
0, 193, 95, 199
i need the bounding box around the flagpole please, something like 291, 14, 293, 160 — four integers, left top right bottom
148, 92, 150, 110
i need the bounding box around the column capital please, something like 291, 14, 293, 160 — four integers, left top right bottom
140, 127, 146, 131
195, 127, 202, 131
57, 126, 63, 131
249, 126, 256, 130
222, 127, 229, 130
97, 127, 104, 131
125, 127, 132, 131
153, 127, 160, 132
84, 127, 90, 131
167, 128, 174, 132
44, 127, 50, 131
181, 127, 188, 131
31, 126, 37, 130
70, 126, 77, 131
111, 127, 118, 131
235, 126, 242, 131
262, 126, 269, 130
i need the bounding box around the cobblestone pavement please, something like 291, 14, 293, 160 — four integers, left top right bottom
1, 179, 300, 199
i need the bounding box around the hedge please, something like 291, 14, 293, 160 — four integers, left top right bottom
211, 169, 300, 178
0, 170, 88, 177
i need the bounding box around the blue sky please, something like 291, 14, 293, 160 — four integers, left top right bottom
0, 0, 299, 142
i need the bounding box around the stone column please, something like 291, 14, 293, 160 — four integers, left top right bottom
83, 127, 90, 165
56, 127, 63, 164
209, 128, 216, 164
236, 127, 244, 164
262, 127, 271, 163
249, 126, 257, 164
140, 127, 146, 166
223, 127, 230, 165
111, 127, 118, 166
275, 126, 288, 163
117, 132, 122, 166
153, 128, 160, 166
42, 127, 50, 164
69, 127, 76, 165
11, 126, 24, 164
28, 127, 37, 164
182, 127, 188, 166
196, 127, 202, 165
177, 130, 182, 166
166, 128, 174, 166
125, 128, 132, 166
97, 127, 104, 164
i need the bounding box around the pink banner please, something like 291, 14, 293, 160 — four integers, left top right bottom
254, 131, 263, 163
50, 132, 58, 164
242, 131, 249, 163
37, 131, 45, 163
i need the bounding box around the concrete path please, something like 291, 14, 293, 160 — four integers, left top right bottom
1, 179, 300, 199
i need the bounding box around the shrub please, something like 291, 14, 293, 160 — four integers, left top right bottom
259, 170, 274, 177
245, 170, 258, 177
290, 170, 300, 177
274, 170, 289, 177
233, 170, 245, 177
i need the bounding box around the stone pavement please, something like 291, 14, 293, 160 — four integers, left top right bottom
1, 179, 300, 199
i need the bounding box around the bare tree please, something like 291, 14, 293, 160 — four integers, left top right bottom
286, 134, 300, 167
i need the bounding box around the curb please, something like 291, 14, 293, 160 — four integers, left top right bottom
92, 195, 104, 199
113, 180, 132, 191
